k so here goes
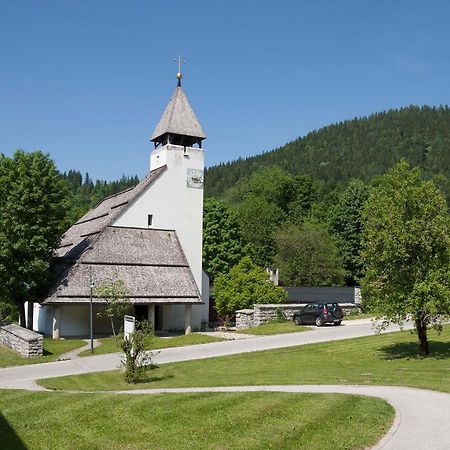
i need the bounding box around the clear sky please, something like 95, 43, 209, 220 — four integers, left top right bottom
1, 0, 450, 180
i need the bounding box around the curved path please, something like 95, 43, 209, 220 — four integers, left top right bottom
0, 320, 411, 390
2, 320, 450, 448
108, 384, 450, 450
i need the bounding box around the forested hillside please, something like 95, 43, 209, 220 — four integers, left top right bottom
62, 170, 139, 225
205, 106, 450, 199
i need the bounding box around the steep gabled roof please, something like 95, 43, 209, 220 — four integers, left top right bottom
57, 165, 166, 259
45, 227, 201, 304
151, 85, 206, 141
47, 164, 202, 305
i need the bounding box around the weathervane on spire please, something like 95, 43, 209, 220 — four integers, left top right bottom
174, 54, 186, 86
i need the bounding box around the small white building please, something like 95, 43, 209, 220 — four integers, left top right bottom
30, 73, 209, 338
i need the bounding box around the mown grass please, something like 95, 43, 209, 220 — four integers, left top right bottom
40, 325, 450, 393
0, 390, 393, 450
239, 320, 309, 335
78, 333, 224, 357
0, 338, 86, 368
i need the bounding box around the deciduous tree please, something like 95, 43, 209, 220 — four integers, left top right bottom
361, 160, 450, 356
0, 150, 69, 327
214, 257, 287, 321
94, 275, 129, 345
274, 223, 346, 286
202, 198, 247, 281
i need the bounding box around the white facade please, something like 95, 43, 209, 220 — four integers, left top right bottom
113, 143, 208, 330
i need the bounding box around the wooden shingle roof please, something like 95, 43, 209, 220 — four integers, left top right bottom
57, 166, 166, 259
46, 166, 202, 305
151, 85, 206, 141
46, 227, 201, 304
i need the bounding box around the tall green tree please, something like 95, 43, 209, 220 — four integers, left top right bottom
330, 180, 369, 285
0, 150, 69, 327
214, 257, 287, 321
234, 195, 285, 267
274, 223, 346, 286
202, 198, 247, 281
361, 161, 450, 356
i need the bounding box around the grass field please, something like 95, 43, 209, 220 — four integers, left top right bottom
239, 320, 309, 335
0, 338, 86, 368
0, 390, 393, 450
40, 325, 450, 392
78, 333, 224, 357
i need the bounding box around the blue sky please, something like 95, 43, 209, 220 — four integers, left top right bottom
1, 0, 450, 180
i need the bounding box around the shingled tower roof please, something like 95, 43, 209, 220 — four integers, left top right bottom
151, 85, 206, 142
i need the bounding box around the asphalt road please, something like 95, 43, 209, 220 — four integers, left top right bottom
0, 319, 410, 390
1, 320, 449, 449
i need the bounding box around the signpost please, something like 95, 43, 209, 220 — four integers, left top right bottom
89, 267, 94, 353
124, 315, 136, 339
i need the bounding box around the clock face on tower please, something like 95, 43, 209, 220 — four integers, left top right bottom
186, 168, 204, 189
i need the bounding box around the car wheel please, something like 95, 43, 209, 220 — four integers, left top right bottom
334, 321, 341, 326
315, 316, 323, 327
333, 307, 344, 320
294, 316, 302, 326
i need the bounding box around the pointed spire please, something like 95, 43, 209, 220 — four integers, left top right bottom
151, 84, 206, 142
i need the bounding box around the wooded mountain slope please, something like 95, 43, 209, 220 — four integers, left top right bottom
205, 106, 450, 198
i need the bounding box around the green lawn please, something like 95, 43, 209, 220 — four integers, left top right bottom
0, 338, 86, 368
0, 390, 393, 450
239, 320, 309, 335
40, 325, 450, 393
78, 333, 224, 357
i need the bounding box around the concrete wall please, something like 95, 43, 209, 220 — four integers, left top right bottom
0, 324, 43, 357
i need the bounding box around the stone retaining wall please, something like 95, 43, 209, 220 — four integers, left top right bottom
236, 303, 360, 329
236, 304, 305, 329
0, 324, 43, 357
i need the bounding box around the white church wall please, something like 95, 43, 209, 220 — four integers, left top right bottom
32, 303, 124, 337
113, 144, 205, 331
30, 303, 53, 335
113, 145, 204, 293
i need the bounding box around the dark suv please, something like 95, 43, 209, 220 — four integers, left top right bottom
293, 303, 343, 327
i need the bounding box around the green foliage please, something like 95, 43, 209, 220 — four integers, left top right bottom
214, 257, 287, 319
275, 307, 285, 323
120, 320, 156, 383
94, 275, 129, 344
202, 198, 247, 281
361, 160, 450, 355
205, 106, 450, 201
234, 195, 286, 266
329, 180, 369, 285
62, 170, 139, 225
0, 150, 69, 326
0, 301, 18, 323
274, 223, 345, 286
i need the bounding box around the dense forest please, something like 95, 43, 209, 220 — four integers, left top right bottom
205, 106, 450, 200
60, 105, 450, 288
62, 170, 139, 225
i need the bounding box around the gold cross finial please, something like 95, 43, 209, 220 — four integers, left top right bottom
174, 54, 186, 86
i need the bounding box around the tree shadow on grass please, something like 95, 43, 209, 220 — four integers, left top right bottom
0, 414, 27, 450
379, 341, 450, 360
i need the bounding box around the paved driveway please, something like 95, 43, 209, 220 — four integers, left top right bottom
1, 320, 450, 449
0, 320, 411, 390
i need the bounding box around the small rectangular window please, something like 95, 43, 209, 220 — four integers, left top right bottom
147, 214, 153, 227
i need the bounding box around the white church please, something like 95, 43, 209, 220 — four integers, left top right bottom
30, 71, 209, 338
